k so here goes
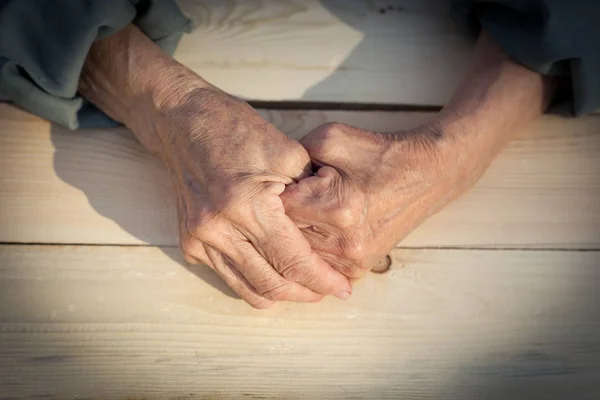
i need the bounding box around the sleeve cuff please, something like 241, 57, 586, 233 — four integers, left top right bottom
451, 0, 600, 117
0, 0, 192, 129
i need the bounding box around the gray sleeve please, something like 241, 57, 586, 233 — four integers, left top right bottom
0, 0, 192, 129
452, 0, 600, 117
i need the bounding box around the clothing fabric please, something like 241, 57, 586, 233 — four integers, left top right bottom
0, 0, 191, 129
452, 0, 600, 116
0, 1, 598, 128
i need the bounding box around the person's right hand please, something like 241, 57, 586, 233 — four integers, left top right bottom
77, 24, 351, 308
152, 84, 352, 308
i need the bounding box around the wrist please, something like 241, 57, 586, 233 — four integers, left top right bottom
399, 116, 498, 190
415, 32, 557, 185
109, 31, 214, 141
126, 61, 212, 145
79, 24, 215, 155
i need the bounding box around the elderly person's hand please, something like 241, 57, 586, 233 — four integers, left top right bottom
282, 33, 556, 279
281, 122, 469, 278
78, 25, 351, 308
161, 89, 351, 308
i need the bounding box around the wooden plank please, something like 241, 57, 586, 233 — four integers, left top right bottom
1, 104, 599, 248
1, 245, 599, 398
173, 0, 472, 106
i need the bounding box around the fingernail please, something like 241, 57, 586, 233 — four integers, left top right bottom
335, 291, 351, 300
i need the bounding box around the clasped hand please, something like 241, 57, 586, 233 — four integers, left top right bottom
80, 26, 546, 309
158, 87, 472, 308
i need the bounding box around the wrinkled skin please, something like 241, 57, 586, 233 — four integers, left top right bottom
80, 25, 551, 307
78, 22, 352, 308
159, 89, 353, 308
281, 122, 481, 279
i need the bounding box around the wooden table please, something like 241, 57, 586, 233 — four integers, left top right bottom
1, 1, 599, 398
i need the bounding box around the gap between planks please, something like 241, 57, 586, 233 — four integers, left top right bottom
1, 245, 599, 399
1, 104, 599, 248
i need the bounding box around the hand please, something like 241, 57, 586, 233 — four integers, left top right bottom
279, 30, 557, 280
160, 87, 352, 308
281, 122, 481, 278
80, 25, 552, 305
78, 25, 351, 308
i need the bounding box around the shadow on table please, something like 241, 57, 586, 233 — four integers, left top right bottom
47, 0, 600, 398
299, 0, 465, 107
49, 124, 238, 301
303, 3, 600, 397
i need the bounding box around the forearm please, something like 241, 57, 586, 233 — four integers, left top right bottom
433, 32, 557, 175
77, 24, 209, 154
78, 24, 346, 306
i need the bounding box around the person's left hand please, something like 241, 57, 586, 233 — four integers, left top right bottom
281, 122, 485, 278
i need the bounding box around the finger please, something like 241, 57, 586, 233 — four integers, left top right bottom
273, 137, 314, 182
299, 122, 372, 165
180, 234, 211, 264
204, 245, 274, 309
247, 201, 352, 299
298, 226, 369, 280
281, 166, 346, 230
282, 173, 372, 280
318, 251, 369, 279
179, 221, 273, 307
183, 252, 203, 265
219, 239, 325, 303
295, 148, 313, 182
299, 123, 353, 161
176, 191, 210, 264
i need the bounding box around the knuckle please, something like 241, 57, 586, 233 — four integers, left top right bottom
259, 281, 292, 301
304, 123, 349, 152
185, 211, 213, 238
330, 205, 360, 228
329, 191, 365, 228
281, 139, 309, 161
187, 189, 249, 232
247, 297, 274, 310
185, 203, 232, 241
278, 258, 310, 282
303, 122, 355, 162
323, 249, 368, 278
319, 122, 348, 138
339, 235, 367, 260
212, 185, 254, 217
332, 260, 363, 279
180, 235, 203, 257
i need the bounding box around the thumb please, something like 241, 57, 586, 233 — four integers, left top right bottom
281, 166, 342, 229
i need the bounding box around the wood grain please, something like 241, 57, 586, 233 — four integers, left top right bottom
1, 104, 599, 248
173, 0, 472, 106
1, 3, 598, 398
1, 245, 599, 399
